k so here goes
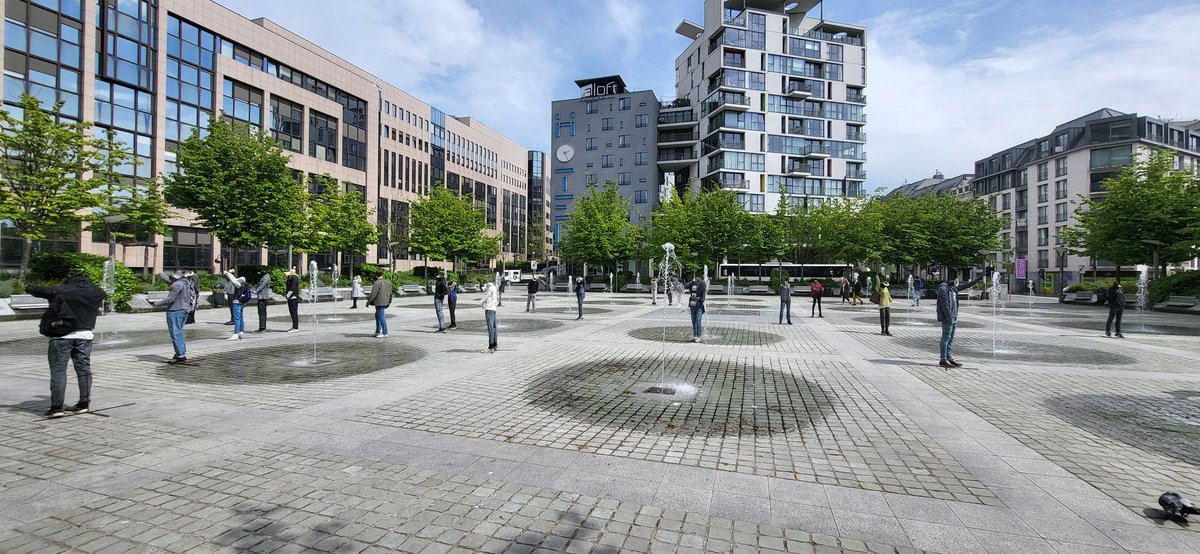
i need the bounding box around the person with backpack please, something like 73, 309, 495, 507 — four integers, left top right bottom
156, 272, 198, 363
434, 275, 447, 332
778, 280, 793, 325
28, 274, 106, 418
224, 270, 249, 341
446, 278, 459, 329
810, 279, 824, 318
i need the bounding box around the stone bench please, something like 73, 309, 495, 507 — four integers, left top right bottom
793, 286, 811, 296
1153, 295, 1198, 309
620, 284, 648, 293
745, 285, 772, 295
399, 284, 425, 295
8, 294, 49, 311
586, 283, 607, 292
1061, 291, 1093, 303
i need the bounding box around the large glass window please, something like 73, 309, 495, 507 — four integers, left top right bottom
165, 16, 215, 144
309, 110, 338, 162
270, 95, 303, 152
1089, 145, 1132, 169
93, 80, 152, 178
221, 78, 263, 131
635, 114, 648, 128
1054, 157, 1068, 177
163, 227, 212, 271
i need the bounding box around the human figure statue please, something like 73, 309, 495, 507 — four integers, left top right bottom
447, 278, 459, 329
1105, 279, 1125, 338
810, 279, 824, 318
350, 275, 364, 309
573, 276, 586, 320
155, 272, 197, 362
936, 274, 983, 367
684, 276, 708, 342
285, 268, 300, 333
876, 279, 893, 335
367, 274, 392, 337
434, 275, 447, 332
224, 270, 248, 341
253, 271, 271, 332
481, 282, 499, 352
526, 277, 539, 313
778, 280, 792, 324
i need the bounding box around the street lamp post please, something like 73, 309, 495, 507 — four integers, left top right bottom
1053, 246, 1067, 297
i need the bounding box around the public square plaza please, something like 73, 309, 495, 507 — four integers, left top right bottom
0, 290, 1198, 553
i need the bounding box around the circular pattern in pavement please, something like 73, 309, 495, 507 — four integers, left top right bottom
627, 325, 784, 346
524, 355, 833, 437
891, 335, 1136, 365
267, 311, 396, 324
0, 328, 230, 356
156, 339, 423, 385
1047, 319, 1200, 336
450, 318, 563, 334
851, 316, 986, 329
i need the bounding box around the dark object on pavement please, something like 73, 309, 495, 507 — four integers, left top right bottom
1159, 491, 1200, 519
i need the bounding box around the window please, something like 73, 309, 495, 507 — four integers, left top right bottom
601, 155, 614, 168
1054, 157, 1067, 177
1037, 184, 1048, 203
309, 109, 338, 162
1055, 180, 1068, 200
634, 152, 648, 165
826, 43, 843, 62
618, 134, 630, 148
635, 114, 648, 128
269, 95, 303, 152
634, 190, 648, 204
1001, 193, 1011, 210
585, 137, 597, 151
585, 101, 597, 114
618, 97, 630, 110
1037, 250, 1049, 269
1090, 145, 1132, 169
1037, 162, 1048, 181
163, 226, 212, 271
737, 193, 765, 212
1037, 228, 1049, 247
1037, 206, 1048, 225
617, 172, 631, 186
1055, 202, 1068, 222
602, 118, 614, 131
222, 78, 263, 131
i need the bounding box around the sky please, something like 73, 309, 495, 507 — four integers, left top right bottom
215, 0, 1200, 191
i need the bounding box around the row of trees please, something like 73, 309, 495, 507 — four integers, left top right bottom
559, 181, 1004, 276
1, 95, 504, 281
1062, 149, 1200, 274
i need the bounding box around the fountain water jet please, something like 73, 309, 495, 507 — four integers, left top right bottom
1136, 264, 1149, 331
308, 261, 320, 363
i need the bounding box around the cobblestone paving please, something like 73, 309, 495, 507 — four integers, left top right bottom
450, 317, 565, 334
3, 445, 917, 554
0, 415, 206, 491
906, 366, 1200, 524
358, 347, 998, 505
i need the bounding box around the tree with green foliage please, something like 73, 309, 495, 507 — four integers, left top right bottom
0, 95, 126, 280
164, 117, 304, 264
409, 185, 498, 270
874, 194, 934, 269
559, 181, 643, 272
647, 187, 752, 275
918, 193, 1004, 270
298, 176, 378, 272
1061, 149, 1199, 275
808, 198, 883, 269
87, 130, 171, 273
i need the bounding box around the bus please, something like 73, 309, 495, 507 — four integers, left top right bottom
718, 263, 848, 281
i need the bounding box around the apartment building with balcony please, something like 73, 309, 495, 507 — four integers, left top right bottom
973, 109, 1200, 290
0, 0, 531, 273
668, 0, 867, 214
549, 76, 661, 246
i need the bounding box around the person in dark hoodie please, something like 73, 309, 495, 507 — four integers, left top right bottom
935, 273, 982, 367
433, 275, 447, 332
685, 276, 708, 342
29, 275, 106, 418
284, 267, 301, 333
1105, 279, 1126, 338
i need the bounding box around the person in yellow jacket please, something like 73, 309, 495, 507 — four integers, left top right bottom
876, 280, 893, 336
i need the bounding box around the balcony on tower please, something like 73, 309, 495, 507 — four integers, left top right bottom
658, 130, 699, 147
703, 90, 750, 116
658, 145, 697, 171
786, 81, 815, 99
802, 144, 830, 159
787, 160, 811, 177
657, 98, 696, 129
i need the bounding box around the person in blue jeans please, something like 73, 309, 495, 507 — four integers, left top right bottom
1105, 280, 1125, 338
156, 272, 197, 361
480, 282, 499, 352
367, 274, 392, 337
433, 275, 447, 332
935, 274, 982, 367
224, 270, 247, 341
684, 278, 707, 342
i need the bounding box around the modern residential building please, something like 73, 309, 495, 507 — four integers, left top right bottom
549, 75, 661, 246
885, 170, 973, 200
973, 109, 1200, 291
667, 0, 868, 213
0, 0, 530, 273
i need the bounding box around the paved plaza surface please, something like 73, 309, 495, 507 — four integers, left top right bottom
0, 289, 1198, 553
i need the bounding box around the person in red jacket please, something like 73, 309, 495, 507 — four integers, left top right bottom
810, 279, 824, 318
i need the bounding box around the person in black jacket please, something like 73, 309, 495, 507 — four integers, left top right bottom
573, 276, 586, 320
28, 275, 106, 418
935, 274, 983, 367
285, 268, 300, 333
1105, 280, 1126, 338
526, 278, 539, 312
447, 278, 459, 329
252, 272, 271, 332
684, 277, 708, 342
434, 275, 447, 332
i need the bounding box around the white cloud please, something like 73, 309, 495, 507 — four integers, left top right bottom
866, 2, 1200, 190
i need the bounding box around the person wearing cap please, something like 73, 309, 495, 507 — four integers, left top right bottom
156, 272, 197, 363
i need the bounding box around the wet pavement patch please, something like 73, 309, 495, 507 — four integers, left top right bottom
0, 328, 230, 356
156, 339, 423, 385
627, 325, 784, 346
1047, 392, 1200, 466
449, 318, 563, 333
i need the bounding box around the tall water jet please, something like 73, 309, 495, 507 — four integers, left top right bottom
905, 274, 915, 325
1136, 264, 1149, 331
101, 259, 116, 314
1027, 278, 1035, 317
309, 260, 319, 363
657, 243, 684, 386
990, 270, 1002, 354
727, 273, 734, 296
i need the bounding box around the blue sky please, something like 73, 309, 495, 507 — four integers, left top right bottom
216, 0, 1200, 191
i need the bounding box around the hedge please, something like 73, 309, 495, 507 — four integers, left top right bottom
30, 252, 137, 308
